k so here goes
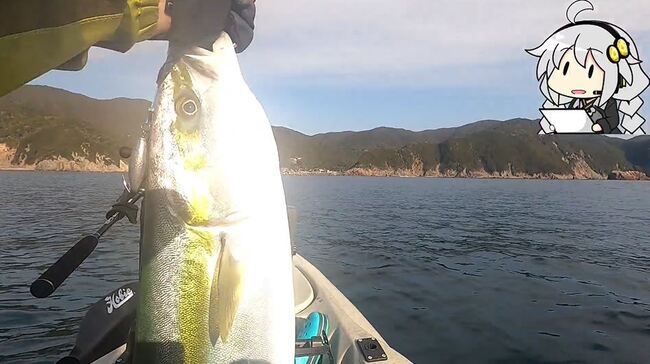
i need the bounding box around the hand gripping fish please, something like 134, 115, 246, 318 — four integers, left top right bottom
132, 32, 295, 363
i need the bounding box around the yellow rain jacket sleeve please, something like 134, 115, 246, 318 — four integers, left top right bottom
0, 0, 160, 97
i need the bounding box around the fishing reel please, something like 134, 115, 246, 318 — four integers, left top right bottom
122, 108, 152, 194
105, 108, 155, 225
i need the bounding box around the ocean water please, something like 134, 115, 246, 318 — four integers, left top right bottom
1, 172, 649, 363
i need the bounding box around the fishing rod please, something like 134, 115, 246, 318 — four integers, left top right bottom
30, 193, 295, 299
30, 188, 144, 299
30, 109, 151, 299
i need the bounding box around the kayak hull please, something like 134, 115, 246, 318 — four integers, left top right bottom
58, 255, 411, 364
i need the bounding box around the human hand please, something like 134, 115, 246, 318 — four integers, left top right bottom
161, 0, 256, 53
155, 0, 172, 36
592, 123, 603, 133
592, 118, 614, 133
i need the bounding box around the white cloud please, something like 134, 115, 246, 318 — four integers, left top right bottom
75, 0, 650, 92
238, 0, 650, 87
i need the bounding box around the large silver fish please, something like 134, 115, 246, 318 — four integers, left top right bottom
133, 32, 295, 363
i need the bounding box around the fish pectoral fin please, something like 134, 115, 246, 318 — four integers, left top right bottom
209, 236, 244, 345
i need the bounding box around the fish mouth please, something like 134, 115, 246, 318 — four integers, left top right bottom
571, 89, 586, 95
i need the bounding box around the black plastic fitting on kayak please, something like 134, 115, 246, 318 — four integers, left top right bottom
356, 337, 387, 362
30, 235, 99, 298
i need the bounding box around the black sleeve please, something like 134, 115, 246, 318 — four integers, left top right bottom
595, 99, 620, 134
168, 0, 256, 53
227, 0, 256, 53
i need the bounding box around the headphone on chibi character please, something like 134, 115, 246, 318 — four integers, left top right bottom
554, 20, 629, 92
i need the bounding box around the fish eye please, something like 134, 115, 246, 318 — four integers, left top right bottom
563, 61, 570, 76
181, 99, 198, 116
588, 65, 594, 79
175, 94, 201, 119
174, 93, 201, 132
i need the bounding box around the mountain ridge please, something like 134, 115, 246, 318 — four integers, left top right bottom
1, 85, 649, 179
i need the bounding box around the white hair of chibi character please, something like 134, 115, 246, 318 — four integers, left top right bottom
526, 0, 650, 134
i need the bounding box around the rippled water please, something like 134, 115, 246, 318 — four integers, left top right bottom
1, 172, 650, 363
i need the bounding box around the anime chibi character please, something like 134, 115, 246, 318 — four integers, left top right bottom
527, 0, 649, 135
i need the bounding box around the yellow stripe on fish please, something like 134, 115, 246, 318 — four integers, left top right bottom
178, 227, 216, 364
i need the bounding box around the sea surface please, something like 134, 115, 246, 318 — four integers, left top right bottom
1, 172, 650, 363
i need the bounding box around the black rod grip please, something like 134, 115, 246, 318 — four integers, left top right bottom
30, 235, 99, 298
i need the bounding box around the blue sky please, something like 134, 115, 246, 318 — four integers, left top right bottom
32, 1, 650, 135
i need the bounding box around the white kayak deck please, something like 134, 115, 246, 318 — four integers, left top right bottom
293, 255, 412, 363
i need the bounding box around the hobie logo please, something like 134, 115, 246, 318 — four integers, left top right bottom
105, 288, 134, 314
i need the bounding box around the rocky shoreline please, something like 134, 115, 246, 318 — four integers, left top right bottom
282, 168, 648, 181
1, 166, 646, 180
0, 143, 127, 173
0, 163, 127, 173
2, 144, 646, 180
